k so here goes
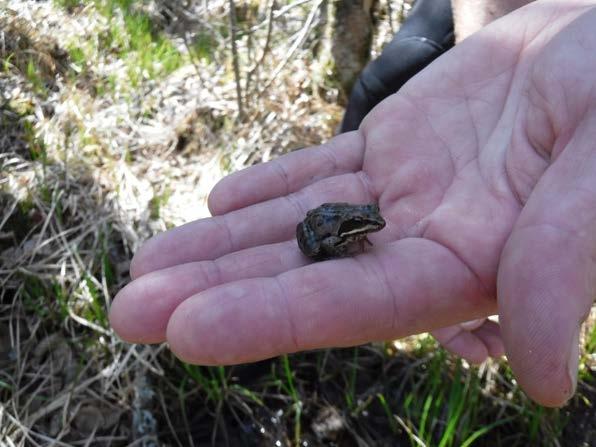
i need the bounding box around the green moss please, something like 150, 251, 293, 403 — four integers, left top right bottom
21, 275, 65, 319
53, 0, 83, 11
67, 45, 86, 68
99, 0, 183, 86
190, 31, 216, 63
148, 188, 171, 220
21, 119, 47, 162
82, 275, 108, 327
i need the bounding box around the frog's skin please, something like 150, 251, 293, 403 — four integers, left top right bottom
296, 203, 386, 261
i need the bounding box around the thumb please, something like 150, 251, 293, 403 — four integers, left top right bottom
499, 226, 591, 406
498, 122, 596, 407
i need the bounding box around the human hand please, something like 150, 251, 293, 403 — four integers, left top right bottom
110, 0, 596, 407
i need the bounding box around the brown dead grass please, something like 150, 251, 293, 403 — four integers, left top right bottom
0, 0, 354, 444
0, 1, 594, 446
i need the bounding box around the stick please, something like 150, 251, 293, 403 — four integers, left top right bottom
227, 0, 244, 119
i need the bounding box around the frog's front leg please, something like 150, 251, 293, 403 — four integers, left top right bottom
320, 236, 350, 258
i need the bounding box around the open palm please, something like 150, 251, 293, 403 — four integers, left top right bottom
111, 1, 596, 407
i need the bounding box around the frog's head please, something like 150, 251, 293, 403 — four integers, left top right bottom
337, 204, 386, 238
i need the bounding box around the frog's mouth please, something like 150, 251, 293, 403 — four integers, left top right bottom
338, 220, 382, 237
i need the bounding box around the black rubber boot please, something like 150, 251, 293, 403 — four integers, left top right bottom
340, 0, 455, 132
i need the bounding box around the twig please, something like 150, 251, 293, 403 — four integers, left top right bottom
260, 0, 323, 94
245, 0, 312, 34
182, 29, 214, 99
394, 414, 427, 447
245, 0, 275, 95
158, 389, 184, 447
227, 0, 244, 119
25, 373, 101, 428
386, 0, 395, 35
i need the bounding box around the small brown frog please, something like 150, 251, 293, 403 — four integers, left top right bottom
296, 203, 386, 261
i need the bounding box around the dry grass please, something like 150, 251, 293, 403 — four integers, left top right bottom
0, 1, 594, 446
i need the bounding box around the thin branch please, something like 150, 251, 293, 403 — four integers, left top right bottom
227, 0, 244, 119
245, 0, 276, 95
259, 0, 323, 94
245, 0, 312, 34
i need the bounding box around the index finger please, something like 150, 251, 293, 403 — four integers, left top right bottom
208, 131, 365, 215
130, 171, 373, 278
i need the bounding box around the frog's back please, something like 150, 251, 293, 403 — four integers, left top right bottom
316, 203, 352, 213
306, 203, 350, 226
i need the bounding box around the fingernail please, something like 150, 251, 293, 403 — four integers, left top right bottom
567, 326, 580, 398
460, 318, 486, 331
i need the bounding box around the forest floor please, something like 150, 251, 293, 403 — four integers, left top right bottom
0, 1, 594, 446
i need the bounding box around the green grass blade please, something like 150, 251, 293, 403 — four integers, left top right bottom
460, 417, 516, 447
377, 393, 398, 434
